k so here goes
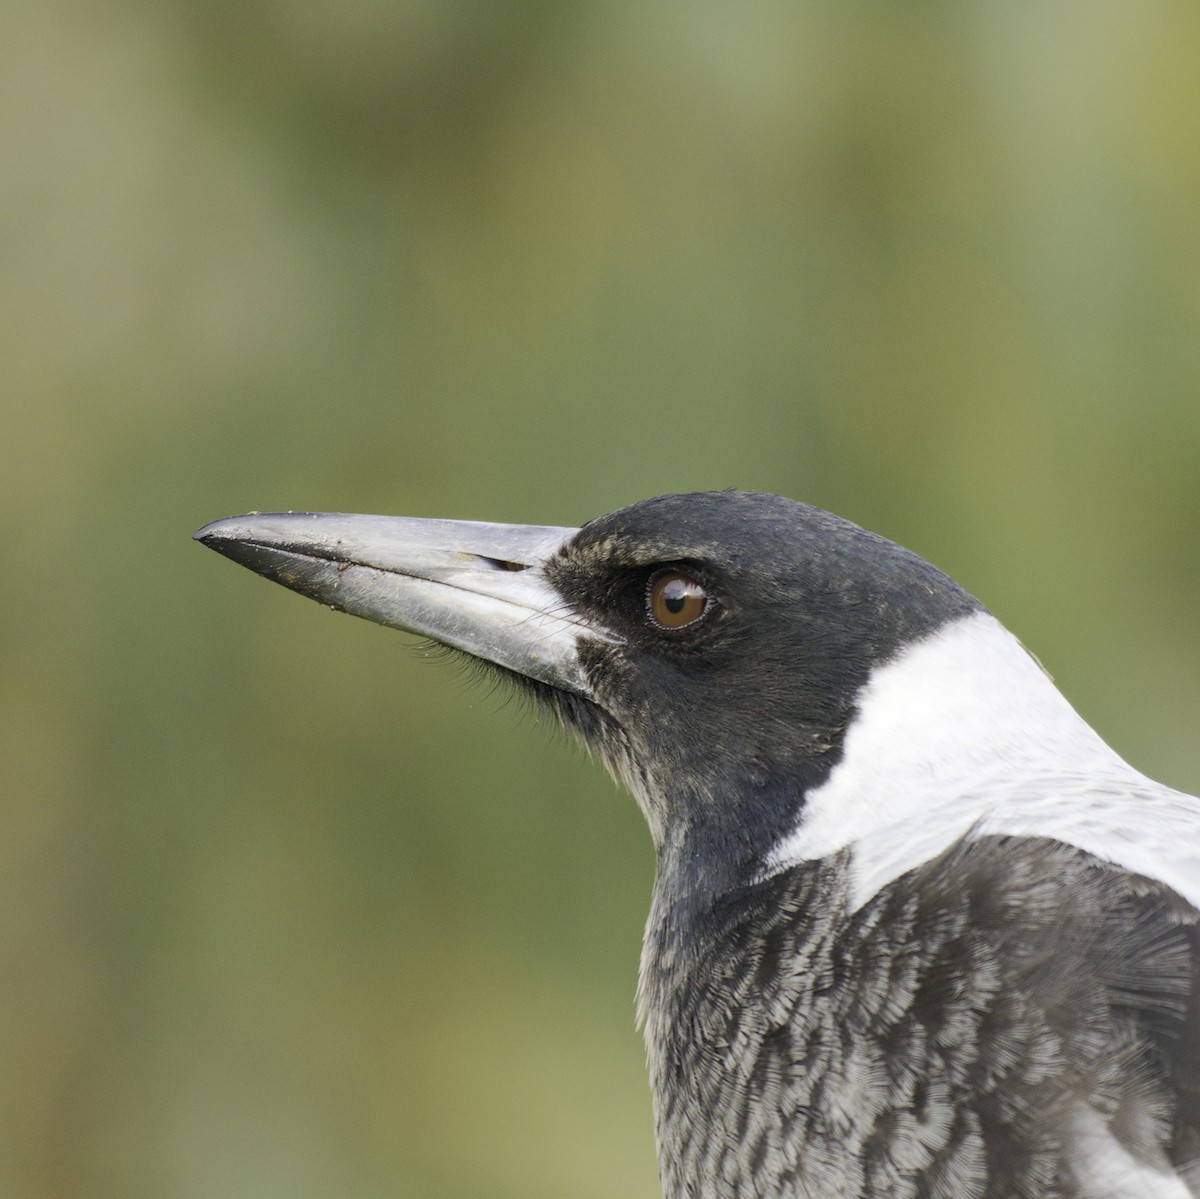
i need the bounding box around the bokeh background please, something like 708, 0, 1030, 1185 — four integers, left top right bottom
4, 3, 1200, 1196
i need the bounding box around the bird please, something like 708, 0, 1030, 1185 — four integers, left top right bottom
195, 490, 1200, 1199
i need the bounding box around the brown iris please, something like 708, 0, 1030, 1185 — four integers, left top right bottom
648, 571, 708, 630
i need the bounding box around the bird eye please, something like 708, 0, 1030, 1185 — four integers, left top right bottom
647, 571, 708, 630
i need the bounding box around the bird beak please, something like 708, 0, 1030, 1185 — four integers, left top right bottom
194, 511, 608, 695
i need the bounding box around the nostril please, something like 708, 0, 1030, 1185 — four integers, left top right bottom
479, 556, 530, 572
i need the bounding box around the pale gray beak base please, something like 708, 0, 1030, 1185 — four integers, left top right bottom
194, 512, 605, 695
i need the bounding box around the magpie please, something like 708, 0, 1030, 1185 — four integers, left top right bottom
196, 490, 1200, 1199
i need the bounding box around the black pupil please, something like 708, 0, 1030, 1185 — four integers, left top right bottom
665, 586, 687, 613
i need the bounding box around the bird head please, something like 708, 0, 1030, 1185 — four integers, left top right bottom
196, 491, 980, 910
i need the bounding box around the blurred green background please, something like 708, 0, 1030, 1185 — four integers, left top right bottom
4, 2, 1200, 1196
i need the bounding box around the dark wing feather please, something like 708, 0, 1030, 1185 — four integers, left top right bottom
1113, 872, 1200, 1181
648, 835, 1200, 1198
899, 835, 1200, 1195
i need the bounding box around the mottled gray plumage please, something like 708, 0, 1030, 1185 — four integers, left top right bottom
645, 837, 1199, 1198
195, 492, 1200, 1198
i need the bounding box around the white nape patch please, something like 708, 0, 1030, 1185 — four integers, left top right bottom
764, 611, 1200, 911
1066, 1103, 1193, 1199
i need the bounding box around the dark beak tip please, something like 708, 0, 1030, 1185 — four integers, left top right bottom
194, 516, 235, 543
194, 515, 256, 546
193, 518, 268, 570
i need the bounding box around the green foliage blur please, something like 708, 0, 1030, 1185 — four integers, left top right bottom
3, 2, 1200, 1195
